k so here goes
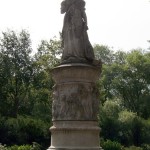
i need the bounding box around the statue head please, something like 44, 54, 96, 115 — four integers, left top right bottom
61, 0, 85, 14
61, 0, 67, 14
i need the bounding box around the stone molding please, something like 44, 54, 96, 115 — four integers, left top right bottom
48, 64, 102, 150
52, 63, 101, 84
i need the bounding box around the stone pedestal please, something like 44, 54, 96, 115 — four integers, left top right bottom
48, 63, 102, 150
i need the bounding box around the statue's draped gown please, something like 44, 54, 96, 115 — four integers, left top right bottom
62, 5, 94, 63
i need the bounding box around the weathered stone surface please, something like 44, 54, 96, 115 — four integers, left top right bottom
48, 121, 102, 150
47, 0, 103, 149
60, 0, 95, 64
52, 83, 99, 120
47, 64, 103, 150
51, 64, 101, 121
52, 63, 101, 83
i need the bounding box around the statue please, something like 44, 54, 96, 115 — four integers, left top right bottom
47, 1, 102, 149
61, 0, 95, 64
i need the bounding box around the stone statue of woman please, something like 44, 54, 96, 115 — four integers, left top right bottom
61, 0, 95, 64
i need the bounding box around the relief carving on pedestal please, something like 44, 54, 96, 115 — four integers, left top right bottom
52, 83, 99, 121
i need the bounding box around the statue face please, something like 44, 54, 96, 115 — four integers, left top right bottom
61, 2, 66, 14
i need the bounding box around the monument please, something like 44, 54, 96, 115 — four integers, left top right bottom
47, 0, 102, 149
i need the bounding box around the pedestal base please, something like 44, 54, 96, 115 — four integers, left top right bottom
47, 121, 102, 150
48, 64, 102, 150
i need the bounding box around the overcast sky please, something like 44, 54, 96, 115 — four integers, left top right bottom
0, 0, 150, 52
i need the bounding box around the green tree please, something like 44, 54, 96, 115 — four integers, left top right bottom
30, 38, 62, 122
100, 99, 121, 141
113, 50, 150, 116
0, 30, 33, 117
94, 45, 115, 103
35, 38, 62, 69
94, 44, 114, 64
99, 49, 150, 117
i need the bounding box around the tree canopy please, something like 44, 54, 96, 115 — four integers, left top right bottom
0, 29, 150, 149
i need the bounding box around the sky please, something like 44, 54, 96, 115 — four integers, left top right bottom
0, 0, 150, 52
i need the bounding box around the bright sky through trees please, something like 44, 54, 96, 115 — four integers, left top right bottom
0, 0, 150, 52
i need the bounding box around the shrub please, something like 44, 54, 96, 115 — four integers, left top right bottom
0, 143, 7, 150
0, 116, 50, 149
142, 144, 150, 150
7, 143, 41, 150
7, 145, 18, 150
31, 142, 41, 150
18, 145, 31, 150
118, 111, 144, 146
101, 140, 123, 150
124, 146, 142, 150
100, 100, 121, 142
141, 119, 150, 144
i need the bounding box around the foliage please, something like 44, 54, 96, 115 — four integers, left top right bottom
0, 144, 7, 150
97, 47, 150, 119
141, 119, 150, 145
7, 145, 31, 150
101, 140, 123, 150
0, 116, 49, 149
0, 142, 42, 150
30, 37, 62, 122
0, 30, 63, 148
35, 38, 62, 69
142, 144, 150, 150
118, 110, 143, 146
124, 146, 142, 150
99, 100, 121, 141
102, 100, 121, 118
100, 99, 150, 147
0, 30, 150, 149
30, 142, 41, 150
0, 29, 33, 118
94, 44, 114, 64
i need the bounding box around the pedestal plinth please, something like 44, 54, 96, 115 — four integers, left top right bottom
48, 63, 102, 150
